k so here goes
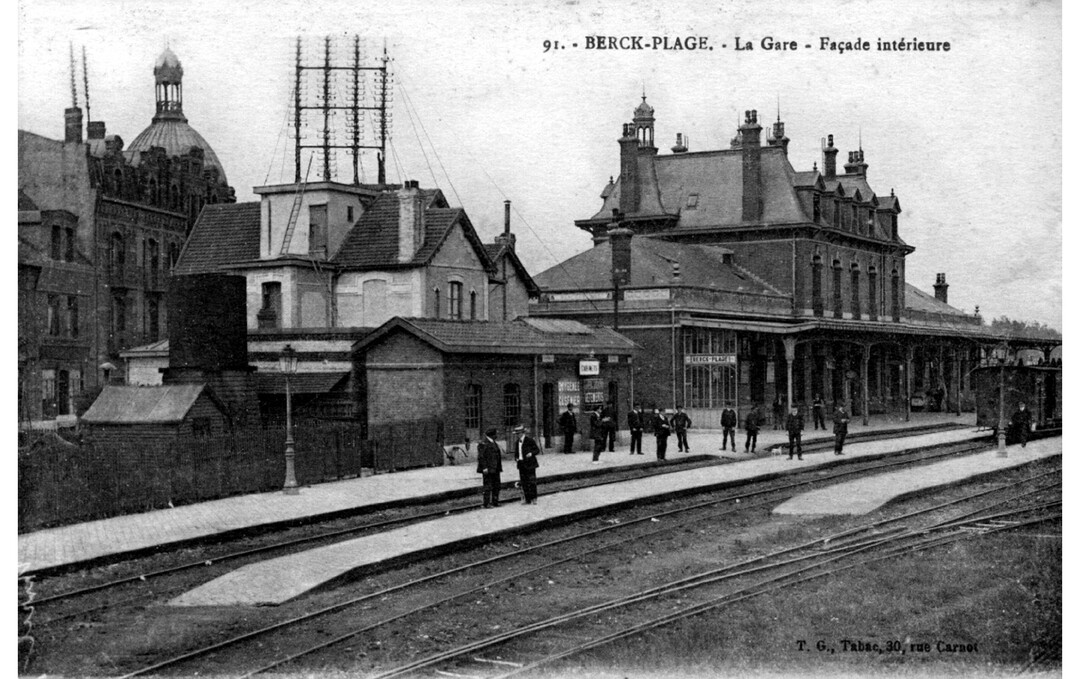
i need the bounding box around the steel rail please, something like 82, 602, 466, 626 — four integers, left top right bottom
112, 441, 1038, 678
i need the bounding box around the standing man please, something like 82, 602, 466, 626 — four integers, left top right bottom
772, 396, 785, 430
833, 405, 850, 455
627, 403, 644, 455
720, 405, 738, 451
653, 407, 671, 460
558, 402, 578, 454
513, 424, 540, 504
785, 405, 804, 461
812, 394, 827, 430
589, 404, 606, 463
1011, 402, 1033, 447
673, 405, 693, 453
477, 427, 503, 508
744, 403, 761, 454
601, 401, 617, 452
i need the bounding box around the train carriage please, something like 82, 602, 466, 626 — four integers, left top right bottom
972, 364, 1061, 442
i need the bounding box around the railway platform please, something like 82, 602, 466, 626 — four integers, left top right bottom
773, 438, 1060, 516
165, 425, 1042, 606
18, 413, 975, 576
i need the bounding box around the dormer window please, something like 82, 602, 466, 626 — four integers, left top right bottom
686, 193, 699, 209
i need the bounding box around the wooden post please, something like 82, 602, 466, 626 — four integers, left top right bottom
904, 345, 913, 423
861, 344, 871, 426
782, 337, 798, 411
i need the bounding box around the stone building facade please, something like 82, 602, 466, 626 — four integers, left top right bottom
17, 48, 234, 426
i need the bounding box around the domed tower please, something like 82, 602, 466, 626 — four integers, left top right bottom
633, 95, 655, 149
128, 48, 230, 187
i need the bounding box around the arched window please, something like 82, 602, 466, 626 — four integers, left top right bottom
50, 225, 62, 260
868, 266, 878, 321
110, 232, 125, 273
832, 260, 843, 318
832, 199, 840, 228
432, 287, 441, 319
470, 290, 478, 320
811, 255, 823, 316
113, 168, 124, 197
147, 179, 157, 205
891, 269, 901, 322
146, 238, 160, 280
64, 228, 75, 262
170, 184, 180, 210
850, 263, 861, 319
169, 242, 180, 270
503, 383, 521, 426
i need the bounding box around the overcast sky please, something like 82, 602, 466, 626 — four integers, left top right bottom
17, 0, 1062, 329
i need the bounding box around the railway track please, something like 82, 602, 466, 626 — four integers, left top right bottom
20, 428, 986, 624
106, 450, 1058, 678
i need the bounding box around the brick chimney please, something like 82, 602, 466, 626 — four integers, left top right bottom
823, 134, 838, 179
618, 123, 640, 214
64, 107, 83, 144
671, 133, 688, 154
87, 121, 106, 140
495, 199, 516, 250
933, 273, 948, 303
844, 148, 869, 176
768, 117, 790, 155
397, 180, 423, 263
740, 110, 763, 223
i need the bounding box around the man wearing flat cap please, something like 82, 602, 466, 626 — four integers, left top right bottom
513, 424, 541, 504
477, 427, 503, 508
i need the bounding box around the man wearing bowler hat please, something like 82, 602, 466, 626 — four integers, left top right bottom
513, 424, 541, 504
477, 427, 503, 507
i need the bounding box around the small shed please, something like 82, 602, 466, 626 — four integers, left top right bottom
81, 383, 230, 445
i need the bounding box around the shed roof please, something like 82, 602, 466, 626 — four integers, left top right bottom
253, 371, 350, 394
81, 384, 216, 424
355, 318, 639, 356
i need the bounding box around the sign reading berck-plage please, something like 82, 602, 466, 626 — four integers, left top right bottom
685, 354, 737, 365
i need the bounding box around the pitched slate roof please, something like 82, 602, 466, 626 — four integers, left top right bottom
81, 384, 217, 424
533, 237, 775, 295
904, 284, 970, 317
592, 146, 812, 227
355, 317, 639, 356
173, 202, 261, 275
332, 190, 494, 271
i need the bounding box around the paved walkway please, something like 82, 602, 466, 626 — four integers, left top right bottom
169, 426, 998, 606
773, 437, 1060, 516
17, 413, 974, 575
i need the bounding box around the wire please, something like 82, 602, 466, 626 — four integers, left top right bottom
397, 80, 464, 209
396, 81, 440, 191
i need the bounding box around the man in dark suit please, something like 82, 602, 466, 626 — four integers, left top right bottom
558, 402, 578, 454
833, 405, 850, 455
589, 405, 606, 463
601, 402, 617, 452
672, 405, 692, 452
786, 406, 804, 461
476, 427, 503, 507
720, 406, 738, 451
513, 424, 540, 504
812, 395, 827, 430
1011, 402, 1033, 447
627, 403, 644, 455
744, 404, 761, 453
653, 407, 671, 460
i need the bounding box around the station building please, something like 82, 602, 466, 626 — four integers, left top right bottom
531, 98, 1059, 428
17, 48, 235, 427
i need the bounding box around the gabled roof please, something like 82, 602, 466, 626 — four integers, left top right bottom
355, 317, 639, 356
904, 283, 970, 317
173, 202, 261, 275
82, 384, 220, 424
484, 243, 541, 295
253, 371, 349, 394
119, 339, 170, 357
533, 237, 776, 295
332, 190, 495, 272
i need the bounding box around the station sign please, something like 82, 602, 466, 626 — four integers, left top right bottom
579, 359, 600, 375
541, 354, 556, 363
624, 288, 670, 301
684, 354, 737, 365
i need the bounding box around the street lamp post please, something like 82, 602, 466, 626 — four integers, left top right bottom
279, 343, 300, 494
